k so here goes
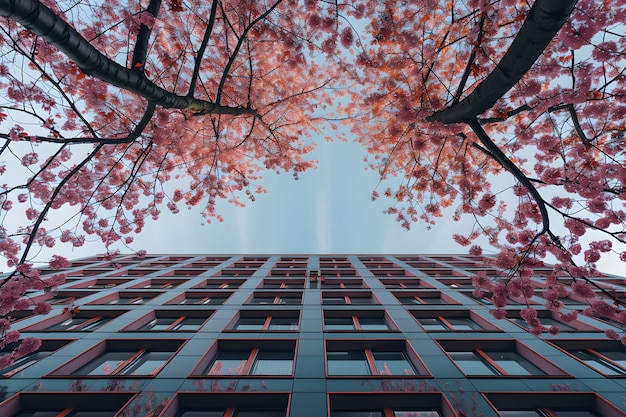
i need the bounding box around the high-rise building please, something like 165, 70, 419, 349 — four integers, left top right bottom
0, 254, 624, 417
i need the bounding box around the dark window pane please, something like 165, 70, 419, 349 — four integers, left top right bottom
250, 351, 293, 375
325, 318, 355, 331
327, 351, 369, 375
372, 351, 415, 375
358, 318, 389, 331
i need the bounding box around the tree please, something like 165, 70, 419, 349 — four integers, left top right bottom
0, 0, 625, 365
349, 0, 626, 340
0, 0, 351, 361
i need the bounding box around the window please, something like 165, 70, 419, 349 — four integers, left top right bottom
50, 340, 182, 377
508, 316, 577, 332
204, 349, 294, 376
322, 293, 375, 304
179, 296, 227, 305
447, 350, 545, 376
261, 279, 305, 289
329, 393, 455, 417
198, 280, 245, 289
569, 348, 626, 376
232, 314, 299, 331
139, 316, 207, 331
324, 313, 391, 331
0, 393, 135, 417
394, 292, 447, 305
485, 393, 624, 417
550, 340, 626, 376
327, 348, 417, 376
249, 293, 302, 305
321, 279, 364, 289
499, 411, 599, 417
416, 316, 483, 331
167, 393, 289, 417
379, 279, 425, 289
1, 340, 71, 377
331, 412, 440, 417
73, 350, 172, 376
45, 316, 111, 332
437, 340, 564, 377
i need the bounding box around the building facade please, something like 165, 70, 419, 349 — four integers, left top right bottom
0, 254, 625, 417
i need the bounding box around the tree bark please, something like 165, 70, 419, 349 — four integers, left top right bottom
0, 0, 258, 117
428, 0, 578, 124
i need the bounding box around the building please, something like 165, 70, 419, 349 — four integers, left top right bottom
0, 254, 625, 417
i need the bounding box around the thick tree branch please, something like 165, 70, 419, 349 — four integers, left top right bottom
0, 0, 258, 117
428, 0, 578, 124
131, 0, 161, 70
468, 119, 551, 236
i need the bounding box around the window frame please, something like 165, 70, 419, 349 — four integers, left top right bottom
437, 339, 568, 378
325, 340, 428, 377
163, 393, 290, 417
548, 340, 626, 377
323, 311, 395, 332
0, 393, 135, 417
47, 339, 184, 378
328, 393, 457, 417
229, 311, 300, 332
321, 292, 377, 305
484, 392, 625, 417
193, 340, 297, 378
123, 310, 213, 332
248, 292, 302, 305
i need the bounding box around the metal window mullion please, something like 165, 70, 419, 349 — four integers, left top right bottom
586, 348, 626, 374
166, 316, 187, 331
364, 349, 377, 375
112, 349, 146, 375
475, 349, 508, 375
353, 316, 361, 330
262, 316, 272, 330
438, 316, 455, 330
56, 408, 75, 417
243, 349, 258, 375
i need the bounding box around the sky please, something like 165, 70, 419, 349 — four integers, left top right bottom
31, 133, 619, 277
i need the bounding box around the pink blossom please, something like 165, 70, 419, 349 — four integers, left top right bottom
571, 281, 594, 298
49, 255, 71, 270
604, 328, 620, 340
136, 250, 147, 259
548, 325, 560, 336
469, 245, 482, 256
21, 152, 38, 166
5, 330, 20, 344
14, 337, 41, 357
590, 300, 616, 319
33, 302, 51, 315
490, 309, 506, 319
0, 355, 13, 370
559, 311, 578, 323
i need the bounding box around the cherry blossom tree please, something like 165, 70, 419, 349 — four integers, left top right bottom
1, 0, 626, 368
0, 0, 352, 362
349, 0, 626, 341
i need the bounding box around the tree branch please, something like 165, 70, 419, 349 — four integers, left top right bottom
0, 0, 258, 117
428, 0, 578, 124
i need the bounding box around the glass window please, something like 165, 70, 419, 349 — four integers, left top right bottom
73, 350, 171, 376
250, 351, 293, 375
234, 318, 266, 330
327, 351, 370, 376
325, 318, 356, 331
207, 351, 249, 375
1, 351, 51, 377
373, 351, 415, 375
206, 349, 294, 376
448, 350, 544, 376
509, 317, 576, 331
46, 317, 111, 331
570, 348, 626, 376
268, 317, 298, 331
357, 318, 389, 331
139, 317, 205, 331
327, 350, 417, 376
417, 317, 482, 331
